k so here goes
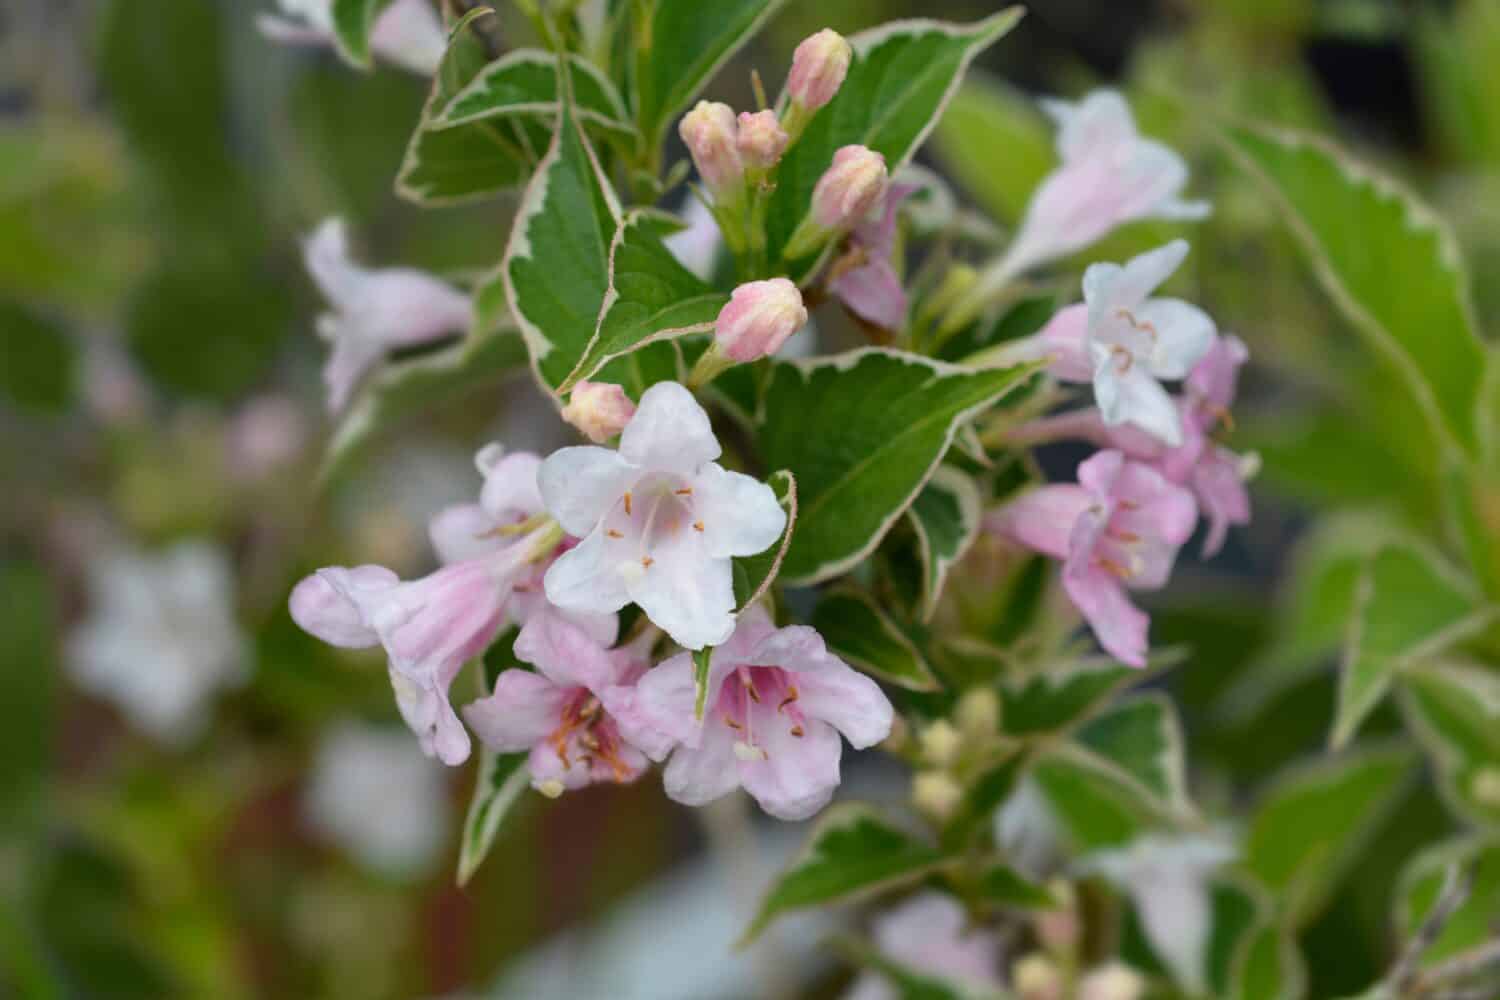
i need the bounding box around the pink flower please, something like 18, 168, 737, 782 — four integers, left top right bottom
811, 145, 889, 230
464, 612, 655, 796
990, 450, 1197, 667
715, 278, 808, 362
561, 381, 637, 444
622, 606, 892, 820
302, 218, 473, 413
679, 101, 744, 198
258, 0, 447, 77
830, 183, 916, 330
290, 551, 526, 766
787, 29, 852, 113
736, 110, 790, 172
846, 893, 1003, 1000
1010, 335, 1254, 557
539, 382, 787, 651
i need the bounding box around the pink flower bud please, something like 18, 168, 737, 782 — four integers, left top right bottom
714, 278, 808, 363
678, 101, 743, 195
811, 145, 888, 229
560, 381, 636, 443
735, 110, 789, 171
788, 29, 852, 111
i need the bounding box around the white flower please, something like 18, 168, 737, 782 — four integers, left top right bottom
258, 0, 447, 77
66, 540, 249, 743
1082, 240, 1217, 446
1078, 832, 1236, 994
302, 218, 473, 413
304, 720, 450, 878
539, 382, 786, 650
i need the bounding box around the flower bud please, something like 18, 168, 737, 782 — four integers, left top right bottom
560, 380, 636, 443
1078, 963, 1145, 1000
679, 101, 743, 197
1012, 953, 1064, 1000
1034, 880, 1080, 956
955, 687, 1000, 739
714, 278, 807, 363
736, 110, 789, 172
912, 770, 962, 822
788, 29, 852, 112
812, 145, 888, 229
918, 719, 962, 768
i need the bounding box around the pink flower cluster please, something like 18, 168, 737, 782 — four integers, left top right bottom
289, 382, 894, 819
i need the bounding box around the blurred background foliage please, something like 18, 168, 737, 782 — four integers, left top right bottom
2, 0, 1499, 996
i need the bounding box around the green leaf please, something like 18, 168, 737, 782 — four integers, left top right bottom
1000, 657, 1142, 737
500, 79, 622, 393
1333, 543, 1492, 749
0, 562, 56, 838
930, 70, 1055, 227
974, 861, 1055, 909
1031, 747, 1162, 851
811, 589, 940, 692
319, 323, 528, 485
741, 804, 947, 943
632, 0, 787, 152
1222, 122, 1488, 457
1207, 879, 1271, 998
756, 349, 1038, 585
906, 466, 983, 622
733, 470, 797, 611
767, 10, 1024, 270
943, 752, 1026, 850
1231, 920, 1308, 1000
1243, 745, 1416, 928
558, 210, 729, 392
692, 645, 713, 721
1399, 661, 1500, 827
397, 12, 538, 205
435, 50, 634, 138
330, 0, 393, 69
0, 301, 75, 415
1075, 693, 1192, 817
1394, 834, 1500, 966
456, 750, 529, 886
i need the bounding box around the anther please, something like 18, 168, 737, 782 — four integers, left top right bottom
675, 488, 693, 496
623, 492, 632, 515
607, 529, 623, 538
641, 556, 654, 568
790, 725, 805, 738
778, 686, 799, 712
693, 521, 705, 532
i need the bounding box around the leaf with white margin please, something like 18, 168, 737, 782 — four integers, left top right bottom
1030, 743, 1167, 852
1223, 123, 1488, 458
456, 749, 529, 886
755, 348, 1040, 586
319, 320, 528, 486
906, 465, 982, 622
1393, 834, 1500, 967
498, 66, 622, 393
811, 588, 940, 692
558, 210, 730, 393
1230, 918, 1308, 1000
1075, 692, 1194, 818
1243, 744, 1416, 928
733, 469, 797, 612
1333, 543, 1493, 750
397, 9, 536, 205
330, 0, 393, 69
740, 803, 948, 943
1399, 660, 1500, 828
631, 0, 788, 154
433, 49, 634, 138
766, 10, 1025, 272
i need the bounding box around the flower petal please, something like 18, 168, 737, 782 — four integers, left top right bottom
303, 218, 367, 310
662, 721, 741, 807
289, 566, 396, 648
463, 670, 566, 752
1193, 447, 1252, 557
739, 718, 842, 820
831, 259, 908, 330
513, 610, 618, 692
543, 529, 632, 616
428, 503, 498, 564
1085, 239, 1188, 314
625, 528, 736, 651
1135, 298, 1216, 379
629, 651, 717, 750
987, 484, 1093, 560
357, 270, 473, 347
795, 662, 894, 750
1063, 567, 1149, 668
691, 463, 786, 559
538, 446, 638, 538
1037, 304, 1092, 382
478, 449, 545, 523
321, 331, 383, 414
619, 381, 721, 476
1093, 359, 1183, 447
1043, 90, 1138, 163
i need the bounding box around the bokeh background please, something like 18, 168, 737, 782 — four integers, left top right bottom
4, 0, 1498, 996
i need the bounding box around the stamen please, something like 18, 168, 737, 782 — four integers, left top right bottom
725, 716, 743, 731
623, 492, 632, 515
641, 556, 654, 568
675, 488, 693, 496
1098, 556, 1133, 580
1115, 308, 1159, 339
578, 697, 601, 722
1111, 530, 1142, 544
607, 529, 623, 539
733, 741, 768, 762
693, 521, 705, 532
790, 725, 805, 738
778, 686, 800, 713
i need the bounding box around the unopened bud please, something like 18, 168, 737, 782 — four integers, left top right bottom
955, 687, 1000, 739
918, 719, 962, 769
1471, 766, 1500, 807
679, 101, 743, 197
736, 110, 789, 172
1034, 880, 1080, 956
912, 770, 963, 822
788, 29, 851, 112
714, 278, 807, 363
560, 381, 636, 443
1078, 963, 1145, 1000
1012, 953, 1064, 1000
813, 145, 888, 228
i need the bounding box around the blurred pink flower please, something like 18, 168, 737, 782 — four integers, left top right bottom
258, 0, 447, 76
990, 449, 1197, 667
846, 893, 1003, 1000
623, 605, 892, 820
830, 183, 916, 330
